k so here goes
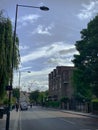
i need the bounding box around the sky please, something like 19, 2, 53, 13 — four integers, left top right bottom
0, 0, 98, 92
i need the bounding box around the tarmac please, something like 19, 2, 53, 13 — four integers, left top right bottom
0, 108, 98, 130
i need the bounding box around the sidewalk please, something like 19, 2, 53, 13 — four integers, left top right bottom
10, 110, 20, 130
0, 114, 6, 130
44, 107, 98, 119
0, 110, 20, 130
60, 110, 98, 119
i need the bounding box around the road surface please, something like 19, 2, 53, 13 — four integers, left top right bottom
19, 106, 98, 130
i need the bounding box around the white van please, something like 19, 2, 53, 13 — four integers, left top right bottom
20, 102, 28, 110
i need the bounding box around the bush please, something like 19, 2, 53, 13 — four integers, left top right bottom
3, 98, 9, 105
60, 97, 69, 103
45, 101, 60, 108
91, 99, 98, 114
92, 99, 98, 102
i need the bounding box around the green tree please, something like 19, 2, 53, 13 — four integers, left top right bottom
12, 88, 20, 101
72, 15, 98, 99
38, 90, 49, 104
60, 96, 69, 103
0, 11, 20, 98
29, 90, 39, 103
29, 90, 49, 105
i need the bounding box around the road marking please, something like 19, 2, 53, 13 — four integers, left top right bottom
19, 111, 22, 130
80, 128, 98, 130
80, 129, 91, 130
59, 118, 75, 125
13, 111, 20, 130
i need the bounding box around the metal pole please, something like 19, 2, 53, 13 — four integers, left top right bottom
19, 71, 21, 90
5, 4, 49, 130
5, 4, 18, 130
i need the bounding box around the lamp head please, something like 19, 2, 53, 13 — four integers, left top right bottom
40, 6, 49, 11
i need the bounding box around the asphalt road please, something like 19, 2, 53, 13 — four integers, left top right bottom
19, 106, 98, 130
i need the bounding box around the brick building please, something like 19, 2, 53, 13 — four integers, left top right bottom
48, 66, 74, 101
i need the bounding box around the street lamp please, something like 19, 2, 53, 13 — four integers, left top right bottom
18, 71, 31, 105
19, 71, 31, 91
6, 4, 49, 130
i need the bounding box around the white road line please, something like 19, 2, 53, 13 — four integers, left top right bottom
19, 111, 22, 130
80, 129, 91, 130
13, 111, 19, 130
59, 118, 76, 125
80, 129, 98, 130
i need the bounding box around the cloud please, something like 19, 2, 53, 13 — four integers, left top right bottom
17, 14, 41, 28
21, 47, 46, 63
32, 24, 54, 35
19, 45, 29, 50
59, 47, 77, 55
46, 57, 73, 66
77, 1, 98, 20
21, 41, 77, 63
44, 43, 78, 67
19, 66, 32, 71
46, 51, 75, 67
13, 66, 55, 91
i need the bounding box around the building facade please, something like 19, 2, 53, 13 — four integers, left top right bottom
48, 66, 74, 101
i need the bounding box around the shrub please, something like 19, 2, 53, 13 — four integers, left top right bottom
91, 99, 98, 114
45, 101, 60, 108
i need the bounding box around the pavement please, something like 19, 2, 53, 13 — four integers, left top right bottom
0, 109, 20, 130
44, 107, 98, 119
0, 107, 98, 130
60, 110, 98, 119
14, 107, 98, 120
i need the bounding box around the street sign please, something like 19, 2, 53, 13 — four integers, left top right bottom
6, 86, 13, 91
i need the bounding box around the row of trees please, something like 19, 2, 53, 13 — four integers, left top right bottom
72, 15, 98, 101
29, 90, 48, 105
0, 11, 20, 103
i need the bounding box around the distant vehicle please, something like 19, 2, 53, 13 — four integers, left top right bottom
20, 102, 28, 110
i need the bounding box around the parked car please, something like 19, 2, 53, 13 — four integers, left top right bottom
0, 106, 4, 119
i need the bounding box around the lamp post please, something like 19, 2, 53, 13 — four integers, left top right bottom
18, 71, 31, 105
19, 71, 31, 90
6, 4, 49, 130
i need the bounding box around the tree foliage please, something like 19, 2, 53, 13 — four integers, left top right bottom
29, 90, 39, 103
60, 96, 69, 103
12, 88, 20, 100
72, 15, 98, 99
29, 90, 49, 104
0, 11, 20, 98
